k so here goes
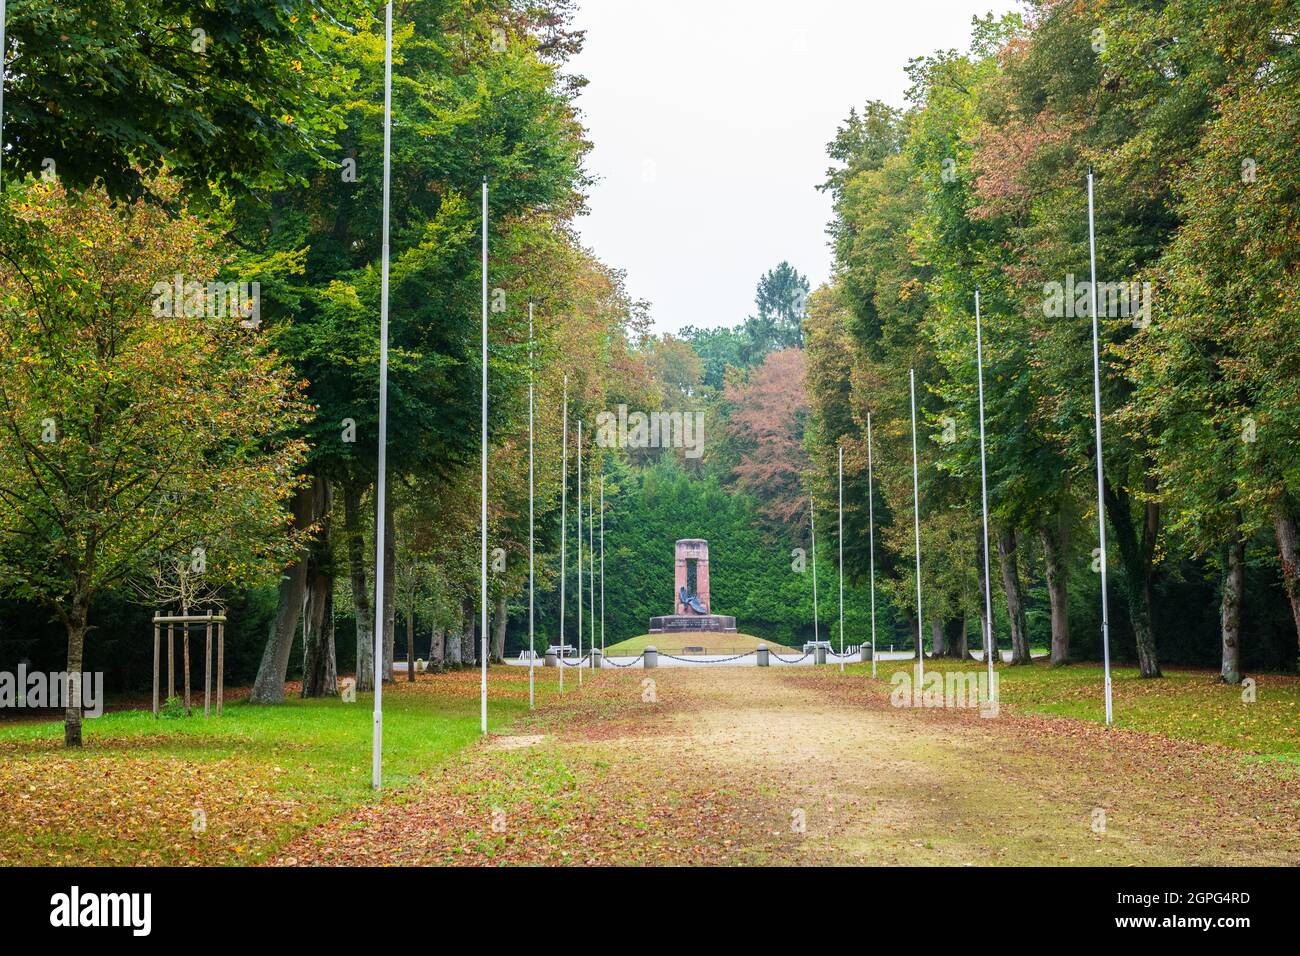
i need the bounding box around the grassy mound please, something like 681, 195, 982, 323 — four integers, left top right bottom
603, 632, 785, 656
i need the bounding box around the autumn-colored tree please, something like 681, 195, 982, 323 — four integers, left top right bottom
0, 179, 311, 745
724, 349, 810, 528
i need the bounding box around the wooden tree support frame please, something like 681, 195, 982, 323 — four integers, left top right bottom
153, 613, 226, 718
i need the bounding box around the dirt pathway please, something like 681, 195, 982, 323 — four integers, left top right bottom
278, 667, 1298, 866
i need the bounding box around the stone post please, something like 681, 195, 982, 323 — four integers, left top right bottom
644, 645, 658, 668
814, 645, 827, 665
756, 645, 769, 667
545, 647, 558, 668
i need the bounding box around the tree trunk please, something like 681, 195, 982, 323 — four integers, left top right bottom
460, 599, 476, 666
930, 617, 947, 657
997, 528, 1031, 665
406, 608, 416, 682
443, 621, 461, 667
1105, 476, 1162, 677
1220, 527, 1246, 684
302, 574, 338, 698
343, 477, 375, 692
1271, 497, 1300, 655
1039, 514, 1070, 665
63, 595, 90, 747
382, 501, 395, 683
251, 475, 325, 703
430, 626, 445, 672
301, 479, 337, 698
944, 616, 968, 659
493, 594, 508, 663
1118, 570, 1161, 677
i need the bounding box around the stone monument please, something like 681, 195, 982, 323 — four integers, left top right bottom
649, 539, 737, 634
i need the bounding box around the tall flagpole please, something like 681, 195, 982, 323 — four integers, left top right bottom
528, 302, 535, 710
975, 292, 996, 691
838, 446, 845, 672
577, 421, 583, 687
867, 412, 877, 677
910, 368, 925, 687
810, 499, 820, 646
0, 0, 7, 189
588, 472, 595, 669
371, 0, 394, 790
600, 475, 606, 660
479, 178, 489, 735
1087, 170, 1115, 725
559, 378, 567, 693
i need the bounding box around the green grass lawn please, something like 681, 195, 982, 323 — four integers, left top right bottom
848, 657, 1299, 758
0, 668, 557, 865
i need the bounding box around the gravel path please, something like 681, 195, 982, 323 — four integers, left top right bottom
278, 667, 1298, 866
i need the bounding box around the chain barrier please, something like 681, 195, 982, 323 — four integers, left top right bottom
770, 650, 811, 664
540, 649, 831, 666
602, 653, 646, 668
659, 650, 757, 664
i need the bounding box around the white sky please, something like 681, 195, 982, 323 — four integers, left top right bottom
568, 0, 1020, 335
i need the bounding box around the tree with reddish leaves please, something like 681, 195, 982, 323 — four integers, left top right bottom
723, 349, 810, 529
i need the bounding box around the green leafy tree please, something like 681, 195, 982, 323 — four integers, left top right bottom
1, 0, 357, 201
236, 1, 591, 699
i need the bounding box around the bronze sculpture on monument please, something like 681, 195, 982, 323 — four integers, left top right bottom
649, 539, 738, 633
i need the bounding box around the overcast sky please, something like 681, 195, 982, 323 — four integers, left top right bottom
568, 0, 1020, 335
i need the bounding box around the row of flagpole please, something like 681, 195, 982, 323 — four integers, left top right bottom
811, 173, 1113, 717
367, 0, 1115, 782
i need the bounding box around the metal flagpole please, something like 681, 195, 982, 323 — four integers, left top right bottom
867, 412, 877, 677
838, 446, 845, 673
559, 378, 567, 693
479, 178, 489, 735
588, 473, 595, 669
975, 292, 997, 692
1, 0, 8, 189
1087, 170, 1115, 725
371, 0, 394, 790
528, 302, 535, 710
910, 368, 925, 687
600, 475, 605, 660
810, 499, 820, 646
577, 421, 583, 687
